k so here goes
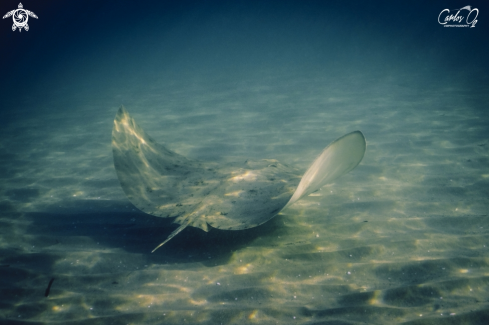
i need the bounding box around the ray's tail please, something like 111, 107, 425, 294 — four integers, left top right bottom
151, 221, 190, 253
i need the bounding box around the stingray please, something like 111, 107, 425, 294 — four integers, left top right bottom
112, 106, 366, 252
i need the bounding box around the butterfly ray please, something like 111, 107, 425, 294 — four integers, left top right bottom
112, 106, 366, 252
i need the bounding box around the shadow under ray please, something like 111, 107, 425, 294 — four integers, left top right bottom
22, 203, 289, 265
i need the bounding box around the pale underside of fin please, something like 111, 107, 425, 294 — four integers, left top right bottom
283, 130, 366, 209
111, 106, 366, 252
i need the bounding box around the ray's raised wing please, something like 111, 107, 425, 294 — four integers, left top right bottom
112, 106, 222, 227
284, 131, 366, 209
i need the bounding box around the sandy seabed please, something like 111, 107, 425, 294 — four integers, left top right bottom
1, 72, 488, 324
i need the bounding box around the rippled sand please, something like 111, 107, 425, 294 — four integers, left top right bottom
1, 73, 488, 324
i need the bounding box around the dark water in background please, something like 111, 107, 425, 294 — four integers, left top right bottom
1, 1, 489, 324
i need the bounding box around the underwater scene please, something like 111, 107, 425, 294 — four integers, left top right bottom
0, 1, 488, 324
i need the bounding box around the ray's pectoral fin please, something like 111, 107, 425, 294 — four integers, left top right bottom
112, 106, 219, 248
283, 131, 366, 209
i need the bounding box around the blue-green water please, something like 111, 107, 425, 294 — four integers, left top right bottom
1, 1, 488, 324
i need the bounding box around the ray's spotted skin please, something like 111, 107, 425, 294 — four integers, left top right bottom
112, 106, 366, 252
